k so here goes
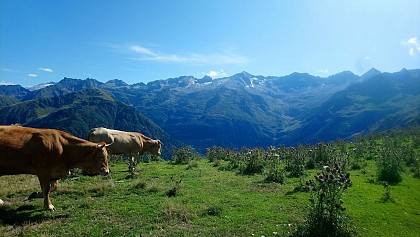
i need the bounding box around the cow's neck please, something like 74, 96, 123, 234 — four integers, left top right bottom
60, 134, 94, 169
141, 134, 156, 143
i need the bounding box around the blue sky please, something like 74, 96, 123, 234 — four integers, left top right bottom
1, 0, 419, 87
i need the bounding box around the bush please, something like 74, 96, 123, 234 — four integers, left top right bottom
284, 146, 306, 178
309, 142, 331, 168
238, 148, 265, 175
206, 146, 229, 162
292, 163, 356, 237
376, 145, 403, 184
264, 156, 285, 184
264, 166, 285, 184
171, 146, 201, 165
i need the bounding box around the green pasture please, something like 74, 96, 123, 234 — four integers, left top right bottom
1, 130, 419, 236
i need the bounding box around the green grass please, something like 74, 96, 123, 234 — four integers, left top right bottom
1, 157, 419, 236
345, 167, 420, 237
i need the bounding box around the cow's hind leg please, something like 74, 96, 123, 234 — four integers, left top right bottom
37, 176, 55, 211
50, 180, 59, 192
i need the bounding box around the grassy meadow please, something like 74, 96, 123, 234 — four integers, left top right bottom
1, 130, 419, 237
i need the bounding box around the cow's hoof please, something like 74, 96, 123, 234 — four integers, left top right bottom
45, 205, 56, 211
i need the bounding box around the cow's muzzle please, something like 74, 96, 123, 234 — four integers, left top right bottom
101, 169, 110, 176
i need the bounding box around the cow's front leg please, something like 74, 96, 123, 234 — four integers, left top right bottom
38, 176, 55, 211
28, 180, 59, 200
128, 156, 136, 172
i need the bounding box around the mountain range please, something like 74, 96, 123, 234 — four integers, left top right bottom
1, 68, 419, 154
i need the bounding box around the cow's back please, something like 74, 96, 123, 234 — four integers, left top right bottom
88, 127, 142, 155
88, 128, 114, 144
0, 126, 61, 175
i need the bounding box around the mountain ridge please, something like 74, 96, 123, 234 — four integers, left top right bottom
1, 68, 419, 152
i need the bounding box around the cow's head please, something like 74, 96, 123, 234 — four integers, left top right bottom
84, 142, 110, 175
150, 140, 162, 156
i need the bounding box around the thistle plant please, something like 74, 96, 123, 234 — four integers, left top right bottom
293, 163, 356, 237
376, 145, 403, 184
206, 146, 229, 162
264, 155, 285, 184
239, 148, 265, 175
309, 142, 331, 169
284, 146, 306, 178
172, 146, 201, 165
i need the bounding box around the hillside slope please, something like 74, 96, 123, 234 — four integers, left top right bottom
289, 69, 420, 144
0, 89, 181, 159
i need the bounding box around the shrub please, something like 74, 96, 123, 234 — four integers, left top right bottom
376, 144, 403, 184
264, 157, 286, 184
264, 167, 285, 184
171, 146, 201, 165
349, 140, 369, 170
206, 146, 229, 162
238, 148, 265, 175
309, 142, 331, 168
284, 146, 306, 178
292, 163, 356, 237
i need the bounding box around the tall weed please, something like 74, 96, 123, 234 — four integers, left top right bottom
293, 163, 356, 237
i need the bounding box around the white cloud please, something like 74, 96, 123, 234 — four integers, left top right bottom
204, 69, 227, 78
0, 81, 15, 85
317, 69, 329, 74
28, 73, 38, 77
38, 67, 53, 72
127, 44, 250, 65
407, 37, 417, 44
409, 48, 415, 56
402, 37, 420, 56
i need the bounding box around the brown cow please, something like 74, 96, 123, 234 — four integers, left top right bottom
88, 127, 162, 172
0, 125, 110, 211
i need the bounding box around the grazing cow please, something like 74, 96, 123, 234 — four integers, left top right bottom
88, 127, 162, 171
0, 125, 110, 211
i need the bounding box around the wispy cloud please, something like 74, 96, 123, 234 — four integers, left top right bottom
38, 67, 53, 72
129, 45, 158, 57
126, 44, 250, 65
1, 67, 21, 73
401, 37, 420, 56
28, 73, 38, 77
